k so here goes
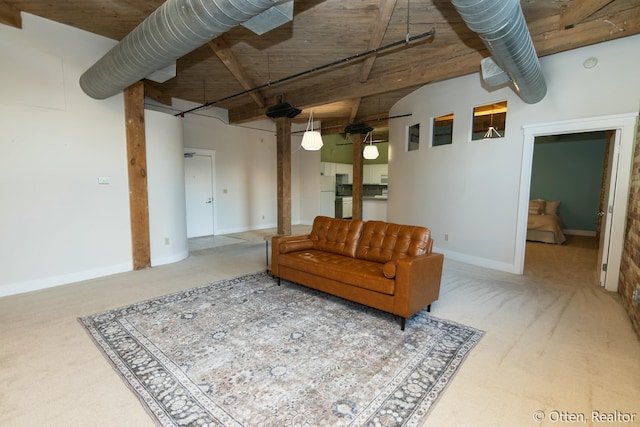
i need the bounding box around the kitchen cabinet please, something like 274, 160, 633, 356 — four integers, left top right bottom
324, 162, 390, 184
321, 162, 351, 183
335, 163, 352, 183
364, 164, 388, 184
321, 162, 337, 177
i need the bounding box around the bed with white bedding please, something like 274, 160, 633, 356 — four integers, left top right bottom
527, 199, 566, 244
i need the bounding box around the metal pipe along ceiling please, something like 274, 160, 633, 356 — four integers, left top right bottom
450, 0, 547, 104
79, 0, 282, 100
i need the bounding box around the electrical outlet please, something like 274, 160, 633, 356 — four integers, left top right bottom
164, 237, 170, 245
444, 233, 449, 242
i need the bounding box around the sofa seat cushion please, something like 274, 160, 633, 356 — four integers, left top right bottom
279, 250, 396, 295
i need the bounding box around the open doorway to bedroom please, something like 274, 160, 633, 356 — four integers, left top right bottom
524, 131, 612, 286
517, 114, 637, 292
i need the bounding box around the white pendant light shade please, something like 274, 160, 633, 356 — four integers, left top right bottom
301, 130, 324, 150
362, 132, 379, 159
363, 144, 379, 159
301, 111, 323, 151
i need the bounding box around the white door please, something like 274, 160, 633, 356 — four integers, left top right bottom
597, 131, 620, 287
184, 151, 215, 238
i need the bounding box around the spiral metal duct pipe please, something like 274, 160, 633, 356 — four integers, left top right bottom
450, 0, 547, 104
80, 0, 283, 99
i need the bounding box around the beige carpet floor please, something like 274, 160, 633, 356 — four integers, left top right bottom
1, 232, 638, 427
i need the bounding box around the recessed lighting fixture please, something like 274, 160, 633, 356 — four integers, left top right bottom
583, 57, 598, 69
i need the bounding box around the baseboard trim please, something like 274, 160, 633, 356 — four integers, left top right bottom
563, 229, 597, 237
151, 248, 189, 267
0, 262, 133, 298
432, 247, 518, 274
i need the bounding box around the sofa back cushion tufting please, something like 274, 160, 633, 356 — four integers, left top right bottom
309, 216, 364, 258
356, 221, 431, 263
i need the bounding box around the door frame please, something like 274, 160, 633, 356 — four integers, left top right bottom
184, 148, 216, 236
516, 113, 638, 292
597, 132, 618, 288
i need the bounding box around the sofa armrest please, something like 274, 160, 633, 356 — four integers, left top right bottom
393, 252, 444, 318
271, 234, 311, 276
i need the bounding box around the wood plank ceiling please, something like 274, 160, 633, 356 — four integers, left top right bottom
2, 0, 640, 135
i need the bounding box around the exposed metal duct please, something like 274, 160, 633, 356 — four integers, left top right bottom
79, 0, 290, 100
450, 0, 547, 104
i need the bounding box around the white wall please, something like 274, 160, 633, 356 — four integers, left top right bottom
389, 34, 640, 273
0, 15, 133, 296
12, 12, 634, 295
166, 99, 318, 234
146, 110, 189, 266
0, 13, 330, 298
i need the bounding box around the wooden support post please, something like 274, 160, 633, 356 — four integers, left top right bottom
0, 1, 22, 28
352, 133, 364, 220
275, 117, 292, 235
124, 82, 151, 270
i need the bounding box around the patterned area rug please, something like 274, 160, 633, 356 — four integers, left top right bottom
79, 272, 483, 427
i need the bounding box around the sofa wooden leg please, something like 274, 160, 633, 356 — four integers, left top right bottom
277, 277, 281, 286
400, 317, 406, 331
427, 304, 431, 313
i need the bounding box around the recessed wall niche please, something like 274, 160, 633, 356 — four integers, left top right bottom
432, 113, 454, 146
407, 123, 420, 151
472, 101, 507, 140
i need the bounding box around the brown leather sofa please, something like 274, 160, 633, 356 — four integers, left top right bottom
271, 216, 444, 330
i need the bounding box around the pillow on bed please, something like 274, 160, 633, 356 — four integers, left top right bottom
528, 199, 546, 215
545, 200, 560, 216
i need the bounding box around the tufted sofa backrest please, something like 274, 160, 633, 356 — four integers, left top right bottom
310, 216, 364, 258
356, 221, 432, 263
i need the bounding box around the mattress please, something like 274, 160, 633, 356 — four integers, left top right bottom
527, 214, 566, 244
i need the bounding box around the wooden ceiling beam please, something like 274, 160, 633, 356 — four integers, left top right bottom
359, 0, 398, 83
144, 82, 172, 106
228, 49, 482, 123
535, 6, 640, 56
0, 1, 22, 28
229, 6, 640, 125
346, 0, 397, 124
349, 98, 361, 123
320, 118, 351, 135
560, 0, 615, 30
208, 37, 265, 109
320, 114, 391, 136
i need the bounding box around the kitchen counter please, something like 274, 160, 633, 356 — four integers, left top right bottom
363, 198, 387, 221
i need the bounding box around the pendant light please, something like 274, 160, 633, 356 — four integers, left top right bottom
265, 102, 301, 119
362, 132, 379, 159
483, 107, 502, 139
301, 111, 323, 151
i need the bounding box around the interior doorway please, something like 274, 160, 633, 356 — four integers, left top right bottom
526, 130, 611, 286
184, 148, 216, 238
516, 114, 638, 292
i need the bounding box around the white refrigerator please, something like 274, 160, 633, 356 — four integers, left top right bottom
319, 175, 335, 217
